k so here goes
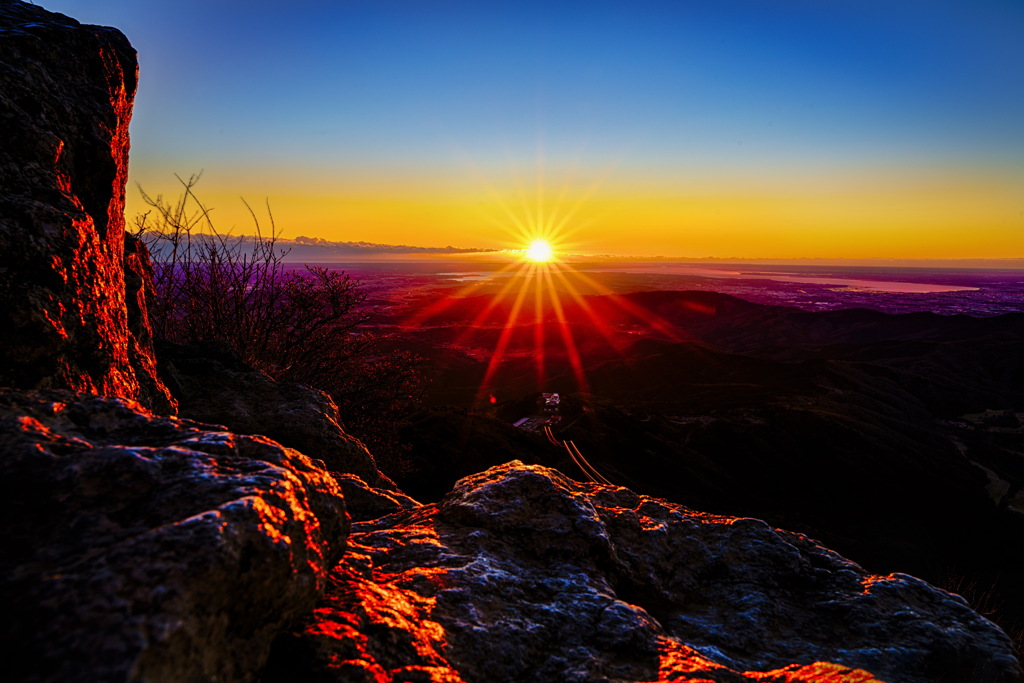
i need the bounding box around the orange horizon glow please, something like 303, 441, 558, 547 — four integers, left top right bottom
131, 158, 1023, 403
124, 162, 1024, 261
397, 183, 698, 405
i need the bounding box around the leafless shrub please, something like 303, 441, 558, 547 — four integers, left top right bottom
134, 173, 421, 465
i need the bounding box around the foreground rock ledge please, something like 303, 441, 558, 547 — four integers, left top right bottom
0, 390, 350, 682
267, 461, 1022, 683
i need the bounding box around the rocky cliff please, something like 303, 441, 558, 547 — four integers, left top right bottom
0, 0, 172, 412
0, 2, 1021, 682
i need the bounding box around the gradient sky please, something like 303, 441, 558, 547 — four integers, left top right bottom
40, 0, 1024, 258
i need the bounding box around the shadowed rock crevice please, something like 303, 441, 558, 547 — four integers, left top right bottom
157, 339, 398, 489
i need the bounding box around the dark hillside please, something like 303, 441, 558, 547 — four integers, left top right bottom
396, 288, 1024, 645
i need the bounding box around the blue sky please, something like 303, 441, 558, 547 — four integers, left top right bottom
36, 0, 1024, 257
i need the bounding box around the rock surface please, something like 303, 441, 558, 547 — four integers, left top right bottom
267, 461, 1022, 683
0, 1, 172, 411
0, 389, 350, 682
333, 471, 420, 523
159, 340, 396, 488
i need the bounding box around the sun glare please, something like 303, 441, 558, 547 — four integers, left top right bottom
399, 155, 686, 409
525, 239, 554, 263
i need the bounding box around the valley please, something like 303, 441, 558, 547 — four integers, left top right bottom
319, 261, 1024, 648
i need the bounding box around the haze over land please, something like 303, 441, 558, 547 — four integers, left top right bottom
42, 0, 1024, 261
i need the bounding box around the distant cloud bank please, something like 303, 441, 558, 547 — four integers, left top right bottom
287, 236, 495, 256
144, 233, 497, 262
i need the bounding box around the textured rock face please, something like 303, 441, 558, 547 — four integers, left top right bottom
160, 340, 395, 488
0, 1, 172, 411
268, 462, 1022, 683
333, 471, 420, 523
0, 389, 350, 682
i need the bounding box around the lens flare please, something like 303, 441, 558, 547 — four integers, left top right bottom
525, 239, 554, 262
401, 153, 686, 409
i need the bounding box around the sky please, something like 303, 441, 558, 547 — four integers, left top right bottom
39, 0, 1024, 259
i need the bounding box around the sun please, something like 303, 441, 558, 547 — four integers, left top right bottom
524, 238, 554, 263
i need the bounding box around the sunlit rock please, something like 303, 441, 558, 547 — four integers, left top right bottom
268, 461, 1022, 683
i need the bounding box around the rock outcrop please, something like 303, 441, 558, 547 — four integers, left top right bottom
159, 340, 397, 489
0, 390, 349, 682
267, 462, 1022, 683
0, 1, 173, 412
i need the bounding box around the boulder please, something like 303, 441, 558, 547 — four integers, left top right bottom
0, 389, 350, 682
159, 340, 396, 489
267, 461, 1022, 683
0, 1, 173, 412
